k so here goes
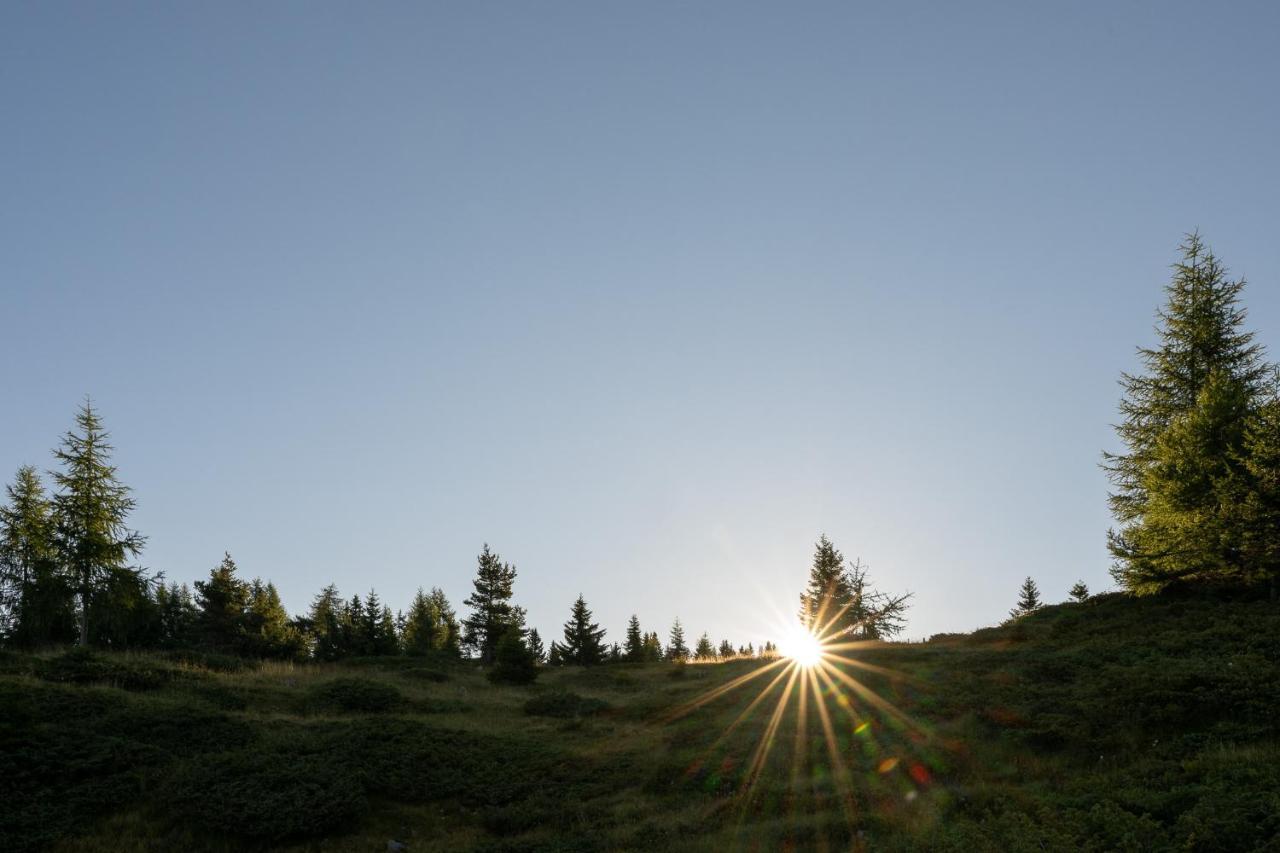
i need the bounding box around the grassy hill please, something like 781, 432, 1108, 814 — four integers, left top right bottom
4, 590, 1278, 852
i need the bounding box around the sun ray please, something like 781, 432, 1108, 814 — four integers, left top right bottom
660, 656, 790, 724
809, 665, 859, 824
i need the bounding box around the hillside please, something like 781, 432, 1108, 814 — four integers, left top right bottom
4, 590, 1278, 852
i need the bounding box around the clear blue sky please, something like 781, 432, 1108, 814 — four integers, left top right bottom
4, 2, 1279, 644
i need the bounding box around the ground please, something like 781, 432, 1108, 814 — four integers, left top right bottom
3, 589, 1279, 851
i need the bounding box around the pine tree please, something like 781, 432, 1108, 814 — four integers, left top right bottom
461, 544, 524, 663
1232, 393, 1280, 597
559, 594, 606, 666
1069, 581, 1090, 603
718, 639, 734, 659
154, 582, 197, 648
0, 465, 75, 645
799, 535, 857, 639
488, 629, 538, 684
50, 401, 146, 646
1010, 577, 1042, 619
527, 627, 545, 663
402, 588, 437, 655
428, 587, 462, 656
244, 579, 302, 659
694, 632, 715, 660
346, 594, 367, 655
608, 642, 622, 663
546, 640, 564, 666
667, 618, 689, 661
308, 584, 346, 661
642, 630, 663, 662
1105, 235, 1271, 592
194, 553, 250, 652
623, 614, 643, 662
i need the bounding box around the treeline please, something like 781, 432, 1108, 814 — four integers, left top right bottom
0, 409, 773, 665
1106, 234, 1280, 597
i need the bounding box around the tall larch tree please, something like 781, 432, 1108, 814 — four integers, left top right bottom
1, 465, 75, 645
50, 401, 146, 646
461, 544, 524, 663
1104, 234, 1271, 592
559, 594, 606, 666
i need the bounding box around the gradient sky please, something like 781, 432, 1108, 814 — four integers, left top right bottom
4, 2, 1279, 645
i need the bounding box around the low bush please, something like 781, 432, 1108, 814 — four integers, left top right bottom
523, 690, 609, 719
401, 666, 450, 682
164, 750, 367, 841
309, 677, 402, 712
33, 649, 176, 691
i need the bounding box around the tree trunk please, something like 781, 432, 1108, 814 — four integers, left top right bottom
79, 581, 89, 646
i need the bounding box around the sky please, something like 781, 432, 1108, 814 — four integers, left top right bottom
3, 2, 1280, 645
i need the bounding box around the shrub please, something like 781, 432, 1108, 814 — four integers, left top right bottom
33, 649, 174, 691
309, 677, 402, 713
522, 690, 609, 719
165, 750, 367, 841
488, 632, 539, 685
402, 666, 450, 683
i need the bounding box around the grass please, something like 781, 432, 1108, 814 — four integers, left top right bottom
3, 589, 1279, 851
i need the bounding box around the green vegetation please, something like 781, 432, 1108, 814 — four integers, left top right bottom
2, 589, 1277, 851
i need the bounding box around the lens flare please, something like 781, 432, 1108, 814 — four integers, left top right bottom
780, 625, 825, 667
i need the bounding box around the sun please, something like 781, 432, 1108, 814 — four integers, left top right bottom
779, 625, 825, 667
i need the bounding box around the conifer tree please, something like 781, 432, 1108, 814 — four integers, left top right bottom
461, 544, 524, 663
1231, 393, 1280, 597
0, 466, 75, 645
1069, 581, 1090, 603
559, 594, 606, 666
799, 535, 857, 638
546, 640, 564, 666
488, 629, 538, 684
50, 401, 146, 646
308, 584, 346, 661
1010, 576, 1042, 619
345, 593, 367, 655
642, 630, 663, 662
527, 627, 545, 663
402, 588, 437, 655
667, 617, 689, 661
695, 632, 715, 660
154, 581, 197, 648
1105, 235, 1271, 592
608, 642, 622, 662
194, 553, 250, 651
428, 587, 462, 656
718, 639, 734, 659
624, 614, 643, 662
244, 578, 302, 659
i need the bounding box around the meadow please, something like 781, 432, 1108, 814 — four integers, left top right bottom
4, 588, 1278, 852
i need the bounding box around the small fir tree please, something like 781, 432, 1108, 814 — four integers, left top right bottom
624, 614, 643, 662
695, 633, 715, 660
559, 594, 606, 666
527, 627, 546, 663
718, 639, 734, 659
667, 618, 689, 661
1010, 576, 1042, 619
1069, 581, 1090, 603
